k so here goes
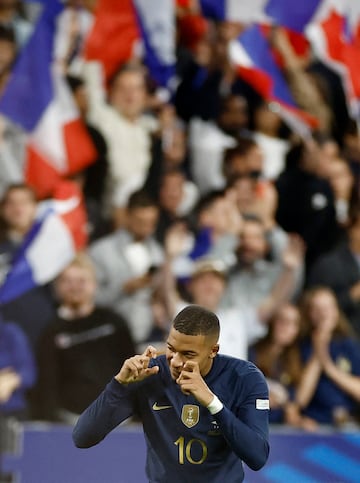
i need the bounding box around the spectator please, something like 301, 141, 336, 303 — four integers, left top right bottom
88, 189, 163, 346
0, 312, 36, 476
35, 253, 135, 423
249, 303, 316, 430
307, 206, 360, 336
252, 101, 290, 181
223, 139, 279, 231
325, 157, 359, 228
275, 140, 340, 271
146, 104, 188, 187
0, 25, 25, 197
221, 215, 304, 311
0, 184, 56, 349
0, 0, 33, 49
0, 313, 36, 419
83, 60, 157, 223
187, 94, 249, 194
66, 74, 110, 241
295, 287, 360, 428
160, 223, 304, 360
270, 25, 333, 136
190, 189, 241, 268
154, 167, 198, 244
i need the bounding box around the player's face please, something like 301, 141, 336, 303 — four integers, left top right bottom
166, 327, 219, 380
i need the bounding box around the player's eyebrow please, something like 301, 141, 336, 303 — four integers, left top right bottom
166, 343, 197, 357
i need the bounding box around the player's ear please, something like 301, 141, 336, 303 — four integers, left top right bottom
209, 344, 219, 358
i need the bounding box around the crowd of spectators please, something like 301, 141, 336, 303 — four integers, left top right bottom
0, 0, 360, 435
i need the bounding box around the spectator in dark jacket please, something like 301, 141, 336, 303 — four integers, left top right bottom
275, 140, 340, 272
36, 253, 135, 423
308, 206, 360, 337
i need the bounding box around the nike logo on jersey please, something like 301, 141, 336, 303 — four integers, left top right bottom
152, 402, 173, 411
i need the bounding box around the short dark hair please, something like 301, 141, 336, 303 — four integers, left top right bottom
173, 305, 220, 338
109, 62, 147, 89
127, 188, 157, 211
1, 183, 37, 204
194, 190, 225, 218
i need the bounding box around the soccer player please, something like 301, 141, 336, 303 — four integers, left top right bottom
73, 305, 270, 482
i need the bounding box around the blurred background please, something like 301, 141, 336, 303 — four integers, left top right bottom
1, 0, 360, 481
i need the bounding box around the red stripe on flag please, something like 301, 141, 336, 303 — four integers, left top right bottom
83, 0, 140, 80
343, 44, 360, 98
63, 119, 97, 175
320, 10, 344, 62
25, 145, 62, 199
236, 65, 273, 100
53, 180, 88, 250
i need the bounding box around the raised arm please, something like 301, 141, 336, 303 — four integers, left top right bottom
258, 234, 305, 322
177, 361, 269, 470
73, 346, 159, 448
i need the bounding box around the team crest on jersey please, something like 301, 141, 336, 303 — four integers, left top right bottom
181, 405, 199, 428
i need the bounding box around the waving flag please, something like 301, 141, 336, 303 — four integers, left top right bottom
199, 0, 268, 23
0, 0, 96, 199
230, 25, 317, 136
83, 0, 175, 88
134, 0, 176, 89
0, 180, 87, 305
265, 0, 322, 33
83, 0, 140, 81
306, 0, 360, 118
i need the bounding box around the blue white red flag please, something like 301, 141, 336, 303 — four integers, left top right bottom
0, 181, 87, 305
134, 0, 176, 89
230, 25, 317, 136
83, 0, 175, 88
305, 0, 360, 118
0, 0, 96, 199
199, 0, 268, 23
264, 0, 322, 33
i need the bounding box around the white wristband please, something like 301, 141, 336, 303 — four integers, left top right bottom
207, 395, 223, 415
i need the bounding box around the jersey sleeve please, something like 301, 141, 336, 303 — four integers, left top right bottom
214, 367, 270, 471
72, 378, 134, 448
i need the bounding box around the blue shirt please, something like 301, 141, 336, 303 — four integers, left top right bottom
73, 354, 269, 483
301, 336, 360, 424
0, 321, 36, 414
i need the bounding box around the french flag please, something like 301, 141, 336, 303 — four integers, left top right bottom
229, 25, 317, 137
83, 0, 175, 89
199, 0, 268, 24
0, 180, 87, 305
264, 0, 322, 33
305, 0, 360, 117
0, 0, 97, 199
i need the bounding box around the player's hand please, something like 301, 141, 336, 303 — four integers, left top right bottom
115, 346, 159, 385
176, 361, 214, 407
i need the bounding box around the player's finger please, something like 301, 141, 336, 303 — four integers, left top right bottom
142, 345, 158, 359
182, 361, 198, 372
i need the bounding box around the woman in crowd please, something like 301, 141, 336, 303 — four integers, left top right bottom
249, 303, 316, 430
296, 287, 360, 427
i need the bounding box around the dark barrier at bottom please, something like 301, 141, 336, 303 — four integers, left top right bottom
2, 423, 360, 483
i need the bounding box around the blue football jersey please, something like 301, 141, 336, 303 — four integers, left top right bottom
73, 354, 269, 483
